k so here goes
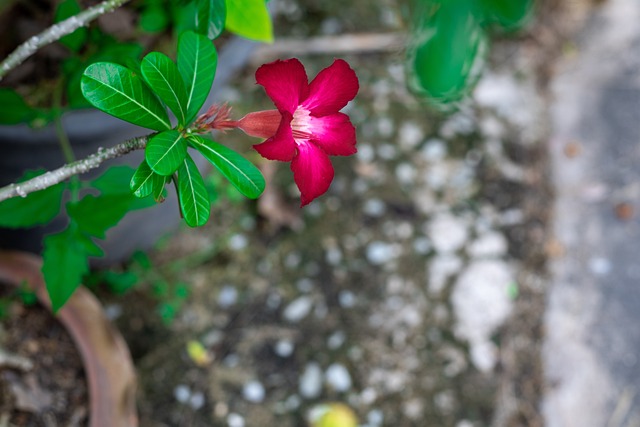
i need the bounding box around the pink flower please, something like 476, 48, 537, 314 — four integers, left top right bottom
236, 58, 359, 206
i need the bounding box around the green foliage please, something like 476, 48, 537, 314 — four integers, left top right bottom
406, 0, 534, 106
0, 171, 65, 228
479, 0, 534, 30
177, 31, 218, 123
39, 166, 155, 310
131, 160, 168, 199
81, 62, 171, 131
139, 0, 170, 33
54, 0, 88, 52
145, 130, 189, 176
141, 52, 190, 125
42, 225, 91, 312
177, 155, 210, 227
196, 0, 226, 40
0, 89, 37, 125
225, 0, 273, 43
407, 0, 487, 105
189, 135, 265, 199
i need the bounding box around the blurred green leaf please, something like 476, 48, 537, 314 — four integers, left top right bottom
141, 52, 189, 125
225, 0, 273, 43
54, 0, 88, 52
91, 165, 137, 195
145, 130, 188, 176
177, 154, 210, 227
0, 88, 36, 124
177, 31, 217, 123
81, 62, 171, 131
189, 135, 264, 199
406, 0, 487, 105
196, 0, 226, 40
67, 194, 134, 239
479, 0, 534, 30
0, 170, 65, 228
101, 270, 139, 294
42, 226, 89, 312
140, 5, 169, 33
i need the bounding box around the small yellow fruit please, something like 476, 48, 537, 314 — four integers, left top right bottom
311, 403, 358, 427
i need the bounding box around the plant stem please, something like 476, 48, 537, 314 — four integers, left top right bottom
53, 82, 80, 200
0, 0, 131, 81
0, 136, 148, 203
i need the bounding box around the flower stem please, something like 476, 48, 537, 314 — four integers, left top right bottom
0, 0, 131, 81
53, 82, 80, 200
0, 136, 148, 203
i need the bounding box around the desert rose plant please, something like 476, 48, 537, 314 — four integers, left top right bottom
0, 0, 359, 311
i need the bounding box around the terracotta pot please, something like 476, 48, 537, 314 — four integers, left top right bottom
0, 250, 138, 427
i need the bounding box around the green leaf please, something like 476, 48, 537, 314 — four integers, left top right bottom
189, 135, 265, 199
81, 62, 171, 131
0, 88, 36, 124
406, 0, 487, 105
177, 31, 217, 123
0, 171, 65, 228
479, 0, 533, 30
131, 160, 168, 199
145, 130, 188, 176
177, 154, 210, 227
141, 52, 189, 125
54, 0, 88, 52
91, 165, 136, 195
140, 5, 169, 33
196, 0, 226, 40
67, 194, 134, 239
225, 0, 273, 42
42, 226, 89, 312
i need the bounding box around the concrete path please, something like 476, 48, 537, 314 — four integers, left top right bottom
545, 0, 640, 425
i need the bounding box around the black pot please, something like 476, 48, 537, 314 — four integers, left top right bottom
0, 37, 258, 265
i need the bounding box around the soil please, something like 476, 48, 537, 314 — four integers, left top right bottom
0, 285, 88, 426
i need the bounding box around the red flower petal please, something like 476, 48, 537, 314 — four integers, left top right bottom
291, 141, 335, 206
302, 59, 359, 117
253, 111, 296, 161
309, 113, 357, 156
256, 59, 310, 114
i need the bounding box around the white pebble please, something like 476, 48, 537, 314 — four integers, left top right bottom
421, 138, 447, 162
227, 413, 245, 427
174, 385, 190, 403
275, 339, 295, 357
395, 163, 416, 185
366, 241, 399, 265
589, 257, 611, 276
427, 214, 469, 254
299, 363, 323, 398
368, 409, 384, 426
243, 380, 266, 403
399, 121, 424, 149
325, 363, 352, 392
217, 285, 238, 308
327, 331, 346, 349
363, 198, 386, 217
338, 290, 356, 308
357, 144, 375, 163
468, 232, 508, 258
228, 234, 248, 251
283, 296, 314, 323
189, 391, 205, 410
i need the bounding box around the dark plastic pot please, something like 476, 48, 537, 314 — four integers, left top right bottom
0, 37, 258, 265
